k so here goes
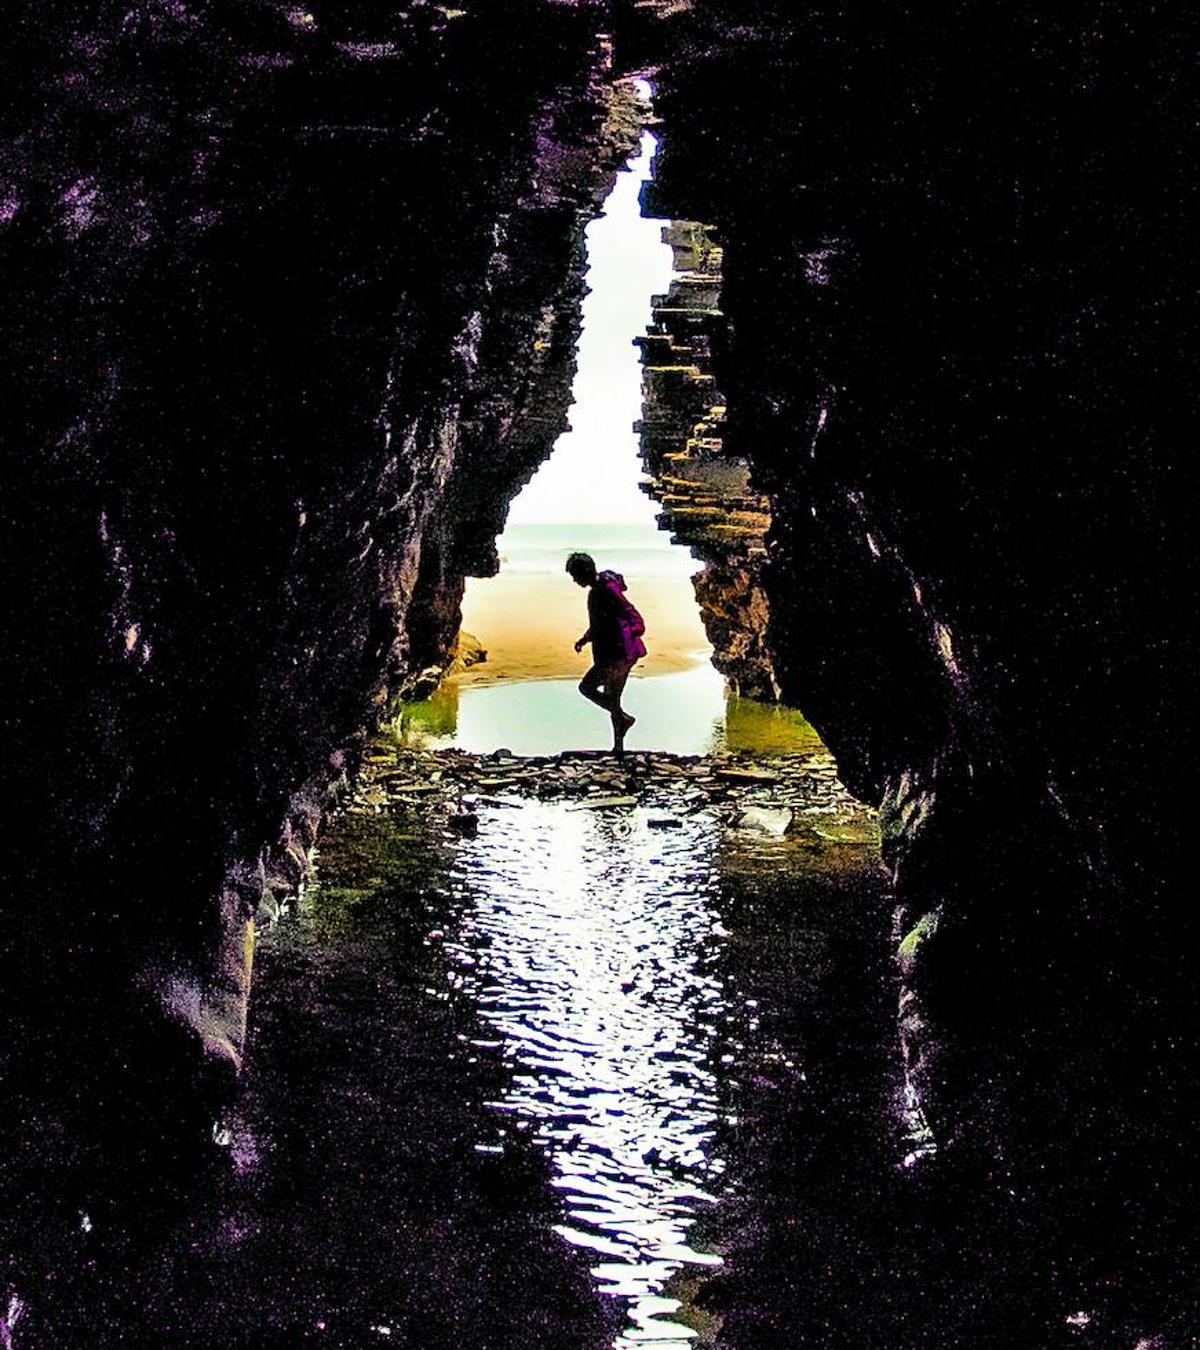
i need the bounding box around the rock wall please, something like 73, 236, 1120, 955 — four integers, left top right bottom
0, 0, 636, 1160
402, 70, 647, 696
635, 219, 778, 698
640, 2, 1200, 1335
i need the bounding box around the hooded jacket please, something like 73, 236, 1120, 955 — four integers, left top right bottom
587, 569, 647, 665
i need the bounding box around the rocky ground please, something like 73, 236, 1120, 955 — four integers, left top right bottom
343, 744, 881, 850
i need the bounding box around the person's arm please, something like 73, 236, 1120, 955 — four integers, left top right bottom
576, 584, 601, 652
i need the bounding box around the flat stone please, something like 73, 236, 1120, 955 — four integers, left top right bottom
574, 795, 639, 810
648, 815, 682, 829
715, 767, 779, 784
734, 805, 794, 836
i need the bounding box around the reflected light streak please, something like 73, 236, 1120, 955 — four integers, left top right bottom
445, 802, 727, 1348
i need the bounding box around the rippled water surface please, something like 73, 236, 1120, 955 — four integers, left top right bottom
257, 749, 886, 1349
46, 746, 883, 1350
445, 802, 729, 1344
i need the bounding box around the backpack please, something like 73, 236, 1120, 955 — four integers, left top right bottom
598, 570, 647, 660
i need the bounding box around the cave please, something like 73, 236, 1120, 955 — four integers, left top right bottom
1, 3, 1196, 1347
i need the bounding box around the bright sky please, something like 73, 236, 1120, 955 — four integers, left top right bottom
506, 129, 675, 526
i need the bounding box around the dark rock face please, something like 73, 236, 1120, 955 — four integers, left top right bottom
642, 2, 1200, 1338
401, 72, 645, 691
0, 1, 633, 1156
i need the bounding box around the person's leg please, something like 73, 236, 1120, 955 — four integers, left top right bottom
578, 664, 609, 708
579, 663, 635, 749
606, 662, 635, 749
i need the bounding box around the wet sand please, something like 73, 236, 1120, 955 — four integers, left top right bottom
457, 572, 712, 686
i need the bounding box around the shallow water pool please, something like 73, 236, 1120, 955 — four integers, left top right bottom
399, 666, 825, 758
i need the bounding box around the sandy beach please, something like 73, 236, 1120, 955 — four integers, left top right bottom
456, 570, 713, 687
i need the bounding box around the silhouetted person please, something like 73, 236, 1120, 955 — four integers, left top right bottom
566, 551, 646, 754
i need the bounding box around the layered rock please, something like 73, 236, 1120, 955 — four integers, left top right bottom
635, 219, 778, 697
401, 70, 648, 692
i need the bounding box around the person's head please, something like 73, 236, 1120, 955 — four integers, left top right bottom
565, 552, 597, 587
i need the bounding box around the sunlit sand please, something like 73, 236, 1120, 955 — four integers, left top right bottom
457, 570, 711, 687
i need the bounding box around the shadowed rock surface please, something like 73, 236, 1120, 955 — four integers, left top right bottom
639, 3, 1200, 1342
1, 0, 638, 1134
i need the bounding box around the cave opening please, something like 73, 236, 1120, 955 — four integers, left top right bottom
400, 86, 810, 760
304, 87, 887, 1349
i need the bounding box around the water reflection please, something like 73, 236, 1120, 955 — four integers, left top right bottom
398, 667, 823, 758
444, 801, 729, 1346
